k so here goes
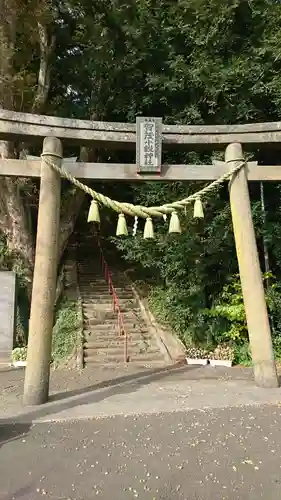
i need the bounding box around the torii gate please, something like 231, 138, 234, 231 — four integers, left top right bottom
0, 109, 280, 406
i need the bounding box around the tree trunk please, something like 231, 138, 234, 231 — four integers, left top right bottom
0, 2, 35, 297
0, 142, 34, 296
0, 3, 88, 308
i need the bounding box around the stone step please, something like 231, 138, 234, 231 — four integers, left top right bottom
84, 332, 153, 342
82, 302, 137, 310
84, 324, 149, 334
85, 327, 118, 336
84, 321, 147, 330
79, 279, 130, 287
82, 288, 130, 295
83, 313, 130, 321
79, 278, 129, 287
80, 291, 134, 298
82, 307, 136, 315
81, 294, 134, 301
82, 310, 137, 319
79, 282, 132, 290
84, 352, 165, 363
80, 290, 131, 296
81, 294, 135, 301
85, 337, 152, 347
82, 295, 136, 301
84, 322, 149, 332
82, 303, 135, 310
79, 265, 124, 270
86, 330, 150, 340
83, 314, 144, 323
79, 280, 109, 285
78, 267, 126, 274
76, 258, 166, 367
83, 306, 139, 314
83, 301, 136, 308
81, 286, 130, 294
85, 345, 160, 356
78, 278, 108, 283
84, 331, 154, 340
85, 341, 155, 352
79, 276, 106, 281
83, 310, 142, 320
85, 340, 156, 350
79, 286, 111, 292
84, 341, 156, 352
84, 332, 151, 342
79, 274, 128, 280
83, 311, 116, 322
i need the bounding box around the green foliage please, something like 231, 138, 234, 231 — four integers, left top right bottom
147, 272, 281, 366
204, 275, 248, 345
148, 286, 190, 340
55, 0, 281, 125
234, 343, 252, 367
273, 336, 281, 362
52, 298, 80, 364
146, 264, 281, 366
115, 191, 237, 348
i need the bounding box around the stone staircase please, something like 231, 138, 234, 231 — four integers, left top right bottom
77, 256, 169, 367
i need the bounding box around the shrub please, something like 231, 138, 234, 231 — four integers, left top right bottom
52, 298, 80, 364
148, 273, 281, 366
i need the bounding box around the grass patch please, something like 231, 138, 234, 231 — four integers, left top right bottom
52, 298, 80, 364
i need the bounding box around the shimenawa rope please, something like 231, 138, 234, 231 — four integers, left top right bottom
41, 154, 245, 220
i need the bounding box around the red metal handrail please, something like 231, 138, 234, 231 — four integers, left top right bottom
94, 229, 129, 363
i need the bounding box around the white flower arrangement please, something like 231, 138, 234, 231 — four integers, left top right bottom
210, 345, 234, 361
186, 346, 210, 359
209, 344, 234, 367
186, 346, 209, 365
185, 344, 235, 367
11, 347, 27, 366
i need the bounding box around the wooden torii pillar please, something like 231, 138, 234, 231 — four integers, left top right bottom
227, 143, 278, 388
0, 110, 280, 404
23, 137, 62, 405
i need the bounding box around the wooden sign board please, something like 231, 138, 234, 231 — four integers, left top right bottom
136, 117, 162, 173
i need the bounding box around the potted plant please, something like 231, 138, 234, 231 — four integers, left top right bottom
11, 347, 27, 367
209, 344, 234, 367
186, 346, 209, 366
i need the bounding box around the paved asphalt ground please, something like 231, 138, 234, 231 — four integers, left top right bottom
1, 406, 281, 499
1, 366, 281, 499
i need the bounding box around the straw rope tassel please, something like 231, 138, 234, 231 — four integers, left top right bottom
116, 213, 128, 236
87, 200, 100, 223
143, 217, 154, 239
169, 211, 181, 233
193, 197, 204, 219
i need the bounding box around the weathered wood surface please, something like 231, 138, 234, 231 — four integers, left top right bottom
227, 143, 278, 388
1, 159, 281, 181
2, 109, 281, 133
1, 109, 281, 145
